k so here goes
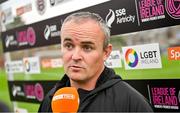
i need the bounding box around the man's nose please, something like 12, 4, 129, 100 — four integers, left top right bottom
71, 48, 82, 61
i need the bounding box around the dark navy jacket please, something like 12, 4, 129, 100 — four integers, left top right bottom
38, 67, 153, 112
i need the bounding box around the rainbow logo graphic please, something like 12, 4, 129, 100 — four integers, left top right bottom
125, 48, 138, 67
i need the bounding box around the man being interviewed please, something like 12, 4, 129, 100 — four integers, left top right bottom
38, 12, 154, 112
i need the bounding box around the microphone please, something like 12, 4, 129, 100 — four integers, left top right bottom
51, 87, 79, 113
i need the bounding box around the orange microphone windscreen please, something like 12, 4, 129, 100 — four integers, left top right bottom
51, 87, 79, 113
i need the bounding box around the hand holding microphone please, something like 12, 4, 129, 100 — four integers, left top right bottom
51, 87, 79, 113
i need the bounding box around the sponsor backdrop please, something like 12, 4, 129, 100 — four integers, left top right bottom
7, 80, 180, 112
8, 81, 57, 103
2, 0, 180, 52
1, 0, 180, 112
122, 43, 162, 70
126, 79, 180, 112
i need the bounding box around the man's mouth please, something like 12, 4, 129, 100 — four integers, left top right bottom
69, 65, 84, 70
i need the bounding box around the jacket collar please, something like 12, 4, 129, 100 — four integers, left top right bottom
95, 66, 121, 88
49, 66, 121, 97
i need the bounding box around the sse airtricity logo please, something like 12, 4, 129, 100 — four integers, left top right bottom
165, 0, 180, 19
105, 9, 115, 28
105, 8, 135, 28
125, 48, 138, 67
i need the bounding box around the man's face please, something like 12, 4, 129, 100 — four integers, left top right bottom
61, 19, 111, 82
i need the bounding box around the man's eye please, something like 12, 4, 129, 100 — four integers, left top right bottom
83, 45, 93, 52
64, 43, 73, 50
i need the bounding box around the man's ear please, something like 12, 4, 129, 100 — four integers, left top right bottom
103, 44, 112, 61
